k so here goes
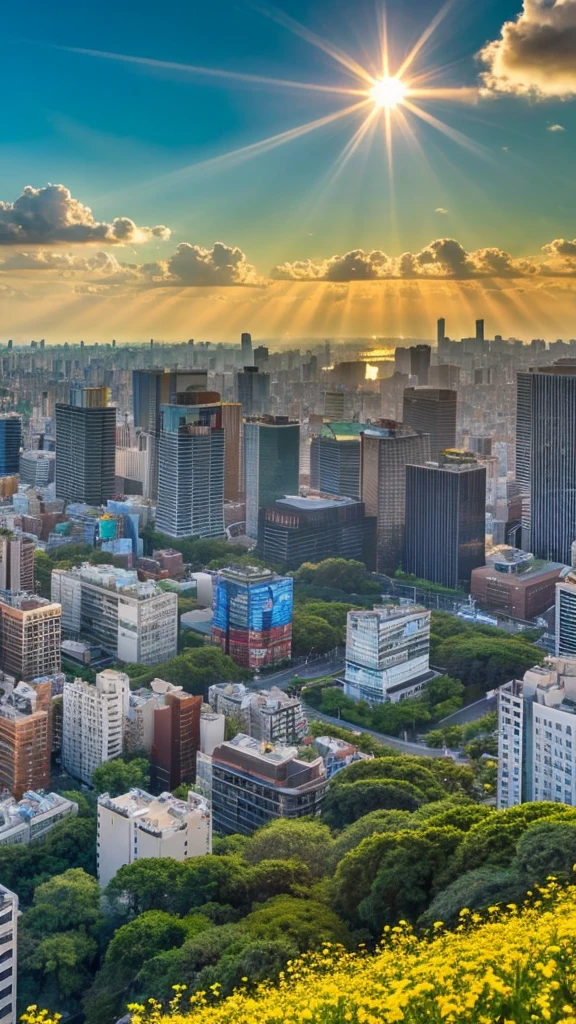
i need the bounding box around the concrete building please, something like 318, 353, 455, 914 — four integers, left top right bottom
155, 403, 225, 539
240, 332, 253, 367
0, 885, 18, 1024
62, 670, 130, 785
0, 533, 35, 593
244, 417, 300, 540
0, 596, 61, 682
323, 392, 346, 420
556, 573, 576, 658
221, 403, 243, 502
360, 423, 430, 574
237, 367, 270, 416
152, 689, 202, 791
404, 454, 486, 589
19, 450, 55, 487
310, 422, 365, 500
0, 681, 52, 798
471, 552, 564, 621
314, 735, 372, 779
497, 659, 576, 809
210, 733, 327, 834
52, 563, 178, 664
0, 417, 22, 477
402, 388, 457, 463
55, 389, 116, 504
0, 791, 77, 847
409, 345, 431, 386
212, 565, 293, 669
345, 604, 432, 703
257, 494, 376, 571
209, 683, 307, 745
97, 788, 212, 888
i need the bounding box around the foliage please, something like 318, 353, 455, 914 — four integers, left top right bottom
242, 895, 351, 949
434, 632, 544, 694
294, 558, 379, 593
291, 612, 341, 656
92, 757, 151, 796
243, 819, 334, 878
0, 816, 97, 905
126, 646, 250, 693
140, 528, 247, 571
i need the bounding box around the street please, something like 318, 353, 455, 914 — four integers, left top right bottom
254, 654, 345, 691
304, 704, 461, 760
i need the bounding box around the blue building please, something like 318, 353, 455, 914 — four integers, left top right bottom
0, 416, 22, 476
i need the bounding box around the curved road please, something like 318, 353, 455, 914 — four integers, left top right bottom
304, 704, 462, 760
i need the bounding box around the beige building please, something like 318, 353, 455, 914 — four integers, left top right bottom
0, 884, 18, 1024
97, 788, 212, 888
0, 596, 61, 682
62, 670, 130, 785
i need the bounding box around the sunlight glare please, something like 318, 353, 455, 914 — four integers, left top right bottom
371, 76, 406, 110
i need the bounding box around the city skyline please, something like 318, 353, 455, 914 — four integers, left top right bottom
2, 0, 576, 340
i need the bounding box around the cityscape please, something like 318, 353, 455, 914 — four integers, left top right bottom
2, 0, 576, 1022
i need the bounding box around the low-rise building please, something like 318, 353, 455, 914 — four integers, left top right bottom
313, 735, 372, 779
471, 550, 564, 621
0, 791, 77, 846
210, 733, 327, 834
97, 788, 212, 887
345, 604, 432, 703
208, 683, 307, 746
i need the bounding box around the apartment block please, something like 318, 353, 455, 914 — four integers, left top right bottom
62, 670, 130, 785
152, 689, 202, 791
345, 604, 432, 703
0, 681, 52, 798
0, 533, 35, 593
0, 596, 61, 682
0, 791, 77, 847
155, 403, 225, 539
97, 788, 212, 888
209, 682, 307, 745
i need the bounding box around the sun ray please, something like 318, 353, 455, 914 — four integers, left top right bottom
402, 98, 489, 158
409, 86, 479, 104
61, 44, 365, 97
396, 0, 457, 80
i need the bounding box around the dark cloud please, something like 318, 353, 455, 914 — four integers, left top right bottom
479, 0, 576, 98
0, 184, 171, 246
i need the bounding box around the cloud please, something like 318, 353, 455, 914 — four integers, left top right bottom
162, 241, 261, 286
0, 184, 170, 246
435, 207, 449, 215
547, 123, 566, 131
479, 0, 576, 98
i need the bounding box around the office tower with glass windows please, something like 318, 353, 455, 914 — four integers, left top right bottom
402, 388, 457, 463
237, 367, 270, 416
244, 417, 299, 539
211, 565, 293, 668
155, 403, 225, 539
345, 604, 432, 703
310, 422, 364, 499
0, 416, 22, 477
55, 388, 115, 504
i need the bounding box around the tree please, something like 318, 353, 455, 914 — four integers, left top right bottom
243, 895, 351, 950
92, 757, 151, 796
295, 558, 370, 592
329, 809, 414, 869
244, 819, 334, 878
21, 930, 99, 1009
22, 869, 101, 936
322, 778, 426, 829
245, 859, 311, 903
515, 821, 576, 883
155, 646, 250, 695
434, 634, 544, 693
291, 612, 340, 656
418, 866, 528, 929
134, 923, 246, 1002
328, 757, 446, 802
106, 858, 188, 917
450, 803, 576, 878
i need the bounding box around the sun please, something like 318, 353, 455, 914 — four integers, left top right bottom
370, 76, 407, 110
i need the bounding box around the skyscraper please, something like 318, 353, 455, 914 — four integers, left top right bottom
0, 416, 22, 476
237, 367, 270, 416
361, 423, 430, 574
402, 388, 457, 463
476, 319, 485, 342
244, 417, 300, 539
310, 422, 364, 499
220, 402, 243, 502
409, 345, 431, 385
437, 318, 446, 347
555, 573, 576, 658
155, 403, 225, 539
55, 388, 115, 504
516, 365, 576, 563
211, 565, 293, 668
241, 332, 253, 366
404, 453, 486, 589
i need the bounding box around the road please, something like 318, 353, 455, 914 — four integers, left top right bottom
304, 705, 460, 760
254, 655, 345, 691
436, 695, 497, 727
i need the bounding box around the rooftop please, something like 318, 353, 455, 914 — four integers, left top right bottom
98, 787, 209, 836
319, 422, 367, 441
54, 562, 168, 599
275, 494, 359, 512
349, 603, 429, 623
0, 791, 76, 835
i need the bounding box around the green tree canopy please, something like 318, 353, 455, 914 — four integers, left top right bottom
418, 866, 528, 929
92, 757, 151, 796
243, 895, 351, 950
22, 869, 101, 936
291, 612, 341, 656
515, 820, 576, 883
243, 819, 334, 878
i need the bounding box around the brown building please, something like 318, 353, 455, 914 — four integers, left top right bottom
0, 680, 52, 797
0, 596, 61, 681
221, 403, 243, 502
152, 690, 202, 790
0, 533, 36, 592
471, 559, 564, 620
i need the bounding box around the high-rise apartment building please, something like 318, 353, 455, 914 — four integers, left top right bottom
97, 788, 212, 888
345, 604, 432, 703
0, 885, 18, 1024
402, 388, 457, 463
360, 423, 430, 574
0, 416, 22, 477
152, 690, 202, 791
497, 659, 576, 809
257, 494, 376, 570
0, 533, 35, 593
55, 388, 116, 504
209, 682, 308, 746
210, 733, 327, 834
516, 364, 576, 562
212, 565, 293, 668
62, 669, 130, 785
0, 681, 52, 798
555, 573, 576, 658
244, 417, 300, 539
237, 367, 270, 416
310, 422, 364, 499
155, 403, 225, 539
0, 596, 61, 682
404, 454, 486, 589
52, 563, 178, 664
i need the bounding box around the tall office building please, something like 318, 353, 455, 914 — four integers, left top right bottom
52, 563, 178, 664
310, 422, 364, 499
497, 659, 576, 809
0, 885, 18, 1024
402, 388, 457, 463
244, 417, 299, 539
257, 495, 376, 570
19, 450, 55, 487
555, 573, 576, 657
361, 423, 430, 574
62, 669, 130, 785
0, 680, 52, 798
0, 533, 35, 593
240, 332, 253, 366
516, 365, 576, 563
55, 388, 116, 504
212, 565, 293, 669
345, 604, 432, 703
0, 596, 61, 682
220, 402, 243, 501
237, 367, 270, 416
155, 403, 225, 539
437, 318, 446, 347
323, 392, 346, 420
404, 453, 486, 589
0, 416, 21, 477
409, 345, 431, 385
476, 319, 485, 342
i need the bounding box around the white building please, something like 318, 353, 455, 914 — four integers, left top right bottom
52, 563, 178, 664
498, 659, 576, 810
62, 670, 130, 785
556, 574, 576, 658
344, 604, 432, 703
0, 791, 77, 847
0, 885, 17, 1024
208, 683, 307, 745
97, 788, 212, 888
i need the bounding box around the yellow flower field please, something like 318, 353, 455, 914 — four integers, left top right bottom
110, 881, 576, 1024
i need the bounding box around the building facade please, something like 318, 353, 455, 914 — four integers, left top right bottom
471, 554, 564, 621
152, 690, 202, 791
0, 597, 61, 682
0, 681, 52, 798
0, 791, 77, 847
237, 367, 270, 416
402, 388, 457, 463
0, 533, 35, 593
0, 417, 22, 477
212, 565, 293, 669
257, 494, 376, 570
345, 604, 432, 703
62, 669, 130, 785
155, 403, 225, 539
55, 391, 116, 504
244, 418, 300, 539
208, 683, 307, 746
309, 422, 364, 500
0, 885, 18, 1024
556, 573, 576, 657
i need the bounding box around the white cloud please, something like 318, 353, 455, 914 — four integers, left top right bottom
435, 207, 449, 215
548, 123, 566, 131
0, 184, 170, 246
479, 0, 576, 99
